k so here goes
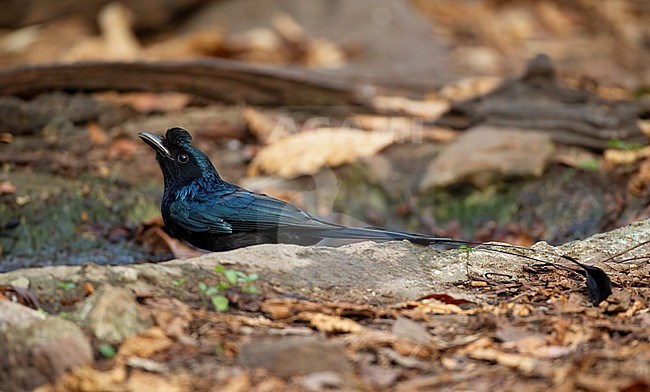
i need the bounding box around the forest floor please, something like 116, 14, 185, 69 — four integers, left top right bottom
0, 1, 649, 391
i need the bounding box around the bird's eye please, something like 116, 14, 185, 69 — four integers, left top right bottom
177, 153, 189, 164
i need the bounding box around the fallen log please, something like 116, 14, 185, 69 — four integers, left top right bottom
0, 58, 369, 107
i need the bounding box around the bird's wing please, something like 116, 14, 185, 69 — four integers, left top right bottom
219, 188, 335, 232
170, 187, 455, 245
170, 188, 333, 234
169, 199, 233, 234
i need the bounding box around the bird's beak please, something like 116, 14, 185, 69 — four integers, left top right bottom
138, 132, 172, 159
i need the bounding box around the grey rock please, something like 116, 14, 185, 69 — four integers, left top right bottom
74, 285, 153, 344
181, 240, 489, 302
0, 219, 648, 306
9, 276, 29, 289
298, 371, 345, 391
420, 126, 554, 191
0, 298, 46, 327
360, 363, 402, 389
392, 316, 432, 344
238, 336, 352, 377
0, 301, 93, 391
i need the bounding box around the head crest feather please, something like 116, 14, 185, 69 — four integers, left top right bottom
164, 127, 192, 147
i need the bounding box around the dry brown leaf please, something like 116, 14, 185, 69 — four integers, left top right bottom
535, 1, 575, 35
554, 149, 601, 168
219, 374, 253, 392
304, 38, 346, 68
624, 300, 647, 318
0, 132, 14, 143
82, 282, 95, 297
145, 30, 224, 59
604, 146, 650, 165
511, 303, 533, 317
638, 119, 650, 138
468, 347, 537, 374
261, 297, 381, 321
556, 293, 586, 314
87, 123, 108, 145
63, 3, 140, 61
34, 365, 127, 392
99, 3, 140, 58
0, 180, 17, 195
402, 300, 468, 315
231, 314, 275, 328
117, 327, 173, 358
152, 227, 203, 259
372, 96, 450, 120
248, 128, 395, 178
392, 339, 436, 359
273, 13, 306, 44
574, 374, 637, 392
143, 297, 193, 338
629, 159, 650, 196
342, 330, 398, 352
126, 370, 188, 392
437, 76, 502, 101
502, 335, 548, 355
96, 92, 191, 113
231, 27, 283, 52
261, 298, 299, 320
354, 114, 459, 143
298, 312, 365, 334
1, 25, 41, 54
242, 108, 294, 144
272, 13, 345, 68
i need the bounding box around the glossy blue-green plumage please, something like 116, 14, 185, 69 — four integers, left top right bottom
140, 127, 453, 251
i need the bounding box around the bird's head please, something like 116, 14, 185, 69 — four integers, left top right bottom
139, 127, 220, 190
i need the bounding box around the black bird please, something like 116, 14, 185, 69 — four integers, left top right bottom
139, 127, 457, 251
138, 128, 614, 305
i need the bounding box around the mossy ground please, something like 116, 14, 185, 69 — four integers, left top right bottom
0, 172, 165, 271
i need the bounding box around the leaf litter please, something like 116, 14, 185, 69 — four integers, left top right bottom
25, 240, 649, 391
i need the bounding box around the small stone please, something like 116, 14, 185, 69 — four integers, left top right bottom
15, 194, 31, 206
114, 267, 139, 282
238, 336, 352, 377
10, 276, 30, 289
391, 317, 432, 344
0, 301, 93, 391
419, 126, 554, 191
360, 364, 401, 389
75, 285, 153, 344
454, 46, 501, 74
298, 371, 344, 391
81, 263, 110, 282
